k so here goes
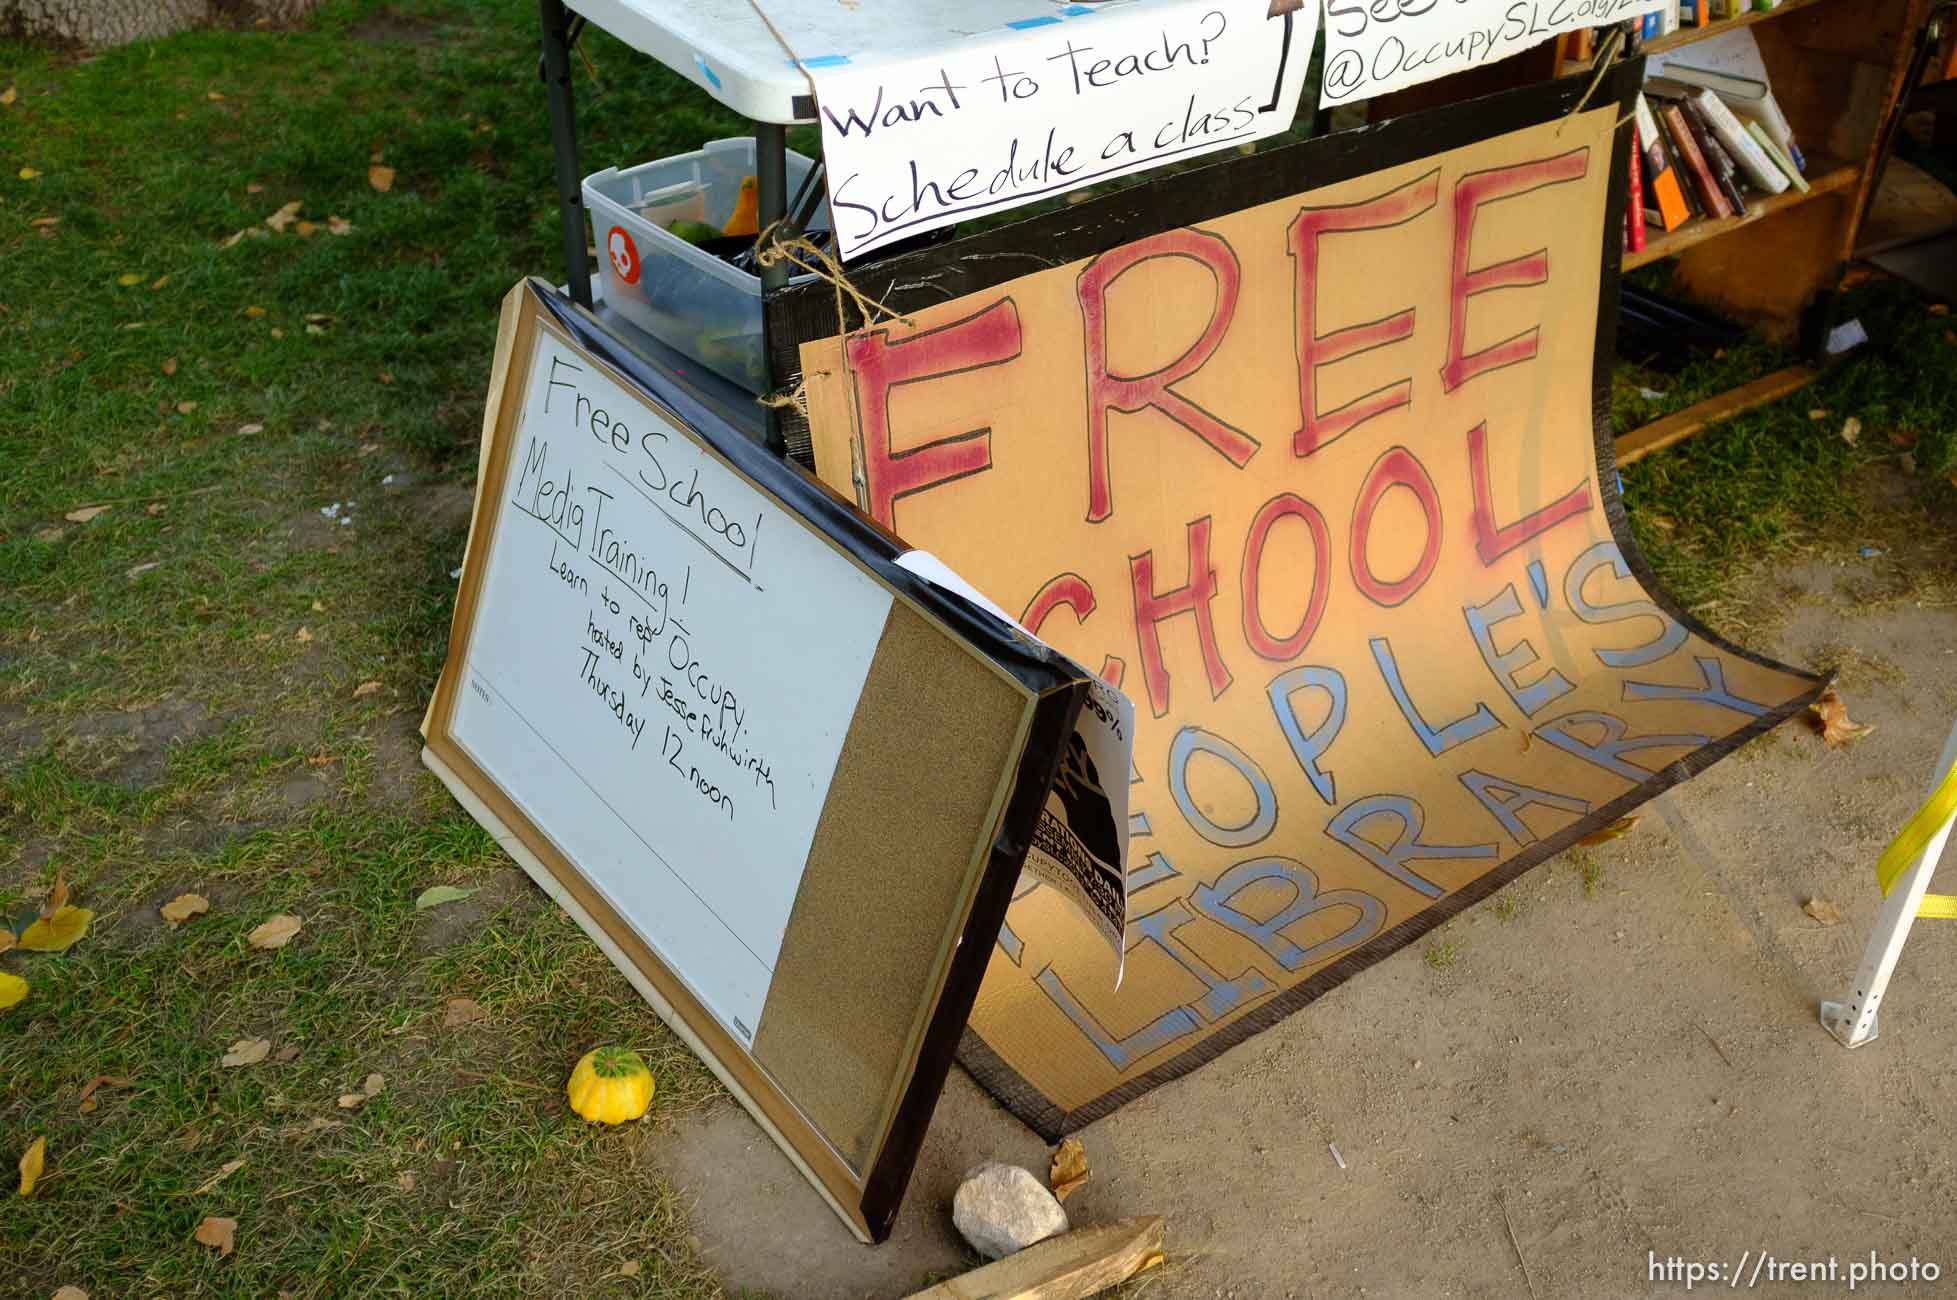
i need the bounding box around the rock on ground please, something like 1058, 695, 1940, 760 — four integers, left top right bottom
951, 1162, 1069, 1260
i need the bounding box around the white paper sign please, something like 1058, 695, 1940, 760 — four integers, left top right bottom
450, 333, 892, 1046
811, 0, 1316, 261
1317, 0, 1663, 108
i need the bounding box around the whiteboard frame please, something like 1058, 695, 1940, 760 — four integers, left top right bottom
423, 281, 1087, 1241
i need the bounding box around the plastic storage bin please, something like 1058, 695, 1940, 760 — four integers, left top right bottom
584, 138, 830, 394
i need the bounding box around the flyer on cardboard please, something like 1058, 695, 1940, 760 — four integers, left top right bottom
896, 551, 1134, 978
809, 0, 1317, 261
1318, 0, 1666, 108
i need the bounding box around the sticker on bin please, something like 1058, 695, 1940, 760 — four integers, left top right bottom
606, 226, 642, 285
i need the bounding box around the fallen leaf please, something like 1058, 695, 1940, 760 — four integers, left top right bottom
618, 1261, 641, 1278
76, 1075, 131, 1113
246, 180, 264, 194
237, 423, 264, 436
192, 1157, 246, 1195
19, 166, 40, 180
206, 90, 224, 101
30, 216, 57, 227
126, 560, 160, 580
295, 627, 312, 644
244, 305, 267, 318
379, 372, 393, 384
220, 1038, 271, 1068
218, 229, 247, 249
326, 215, 352, 236
161, 893, 210, 926
246, 914, 302, 950
1930, 303, 1950, 316
52, 1287, 88, 1299
1049, 1135, 1089, 1202
116, 272, 143, 286
310, 599, 325, 612
363, 1072, 385, 1098
0, 86, 14, 106
0, 928, 14, 953
270, 328, 283, 339
19, 906, 91, 952
0, 971, 25, 1010
33, 527, 63, 543
1804, 897, 1843, 926
415, 885, 477, 911
150, 274, 170, 290
1576, 815, 1642, 847
1889, 429, 1919, 448
353, 680, 382, 698
265, 200, 302, 232
368, 164, 396, 193
442, 997, 488, 1028
42, 869, 69, 918
336, 1093, 368, 1110
1807, 408, 1829, 421
176, 401, 198, 415
65, 504, 109, 523
19, 1137, 45, 1195
147, 503, 166, 516
294, 220, 317, 237
305, 323, 325, 335
1806, 688, 1873, 748
162, 356, 179, 375
1839, 417, 1861, 447
193, 1215, 237, 1257
275, 1045, 300, 1062
396, 1171, 417, 1191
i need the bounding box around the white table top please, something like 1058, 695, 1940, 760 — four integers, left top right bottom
567, 0, 1144, 123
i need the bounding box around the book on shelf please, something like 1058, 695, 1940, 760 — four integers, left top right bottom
1745, 119, 1810, 193
1682, 95, 1751, 217
1633, 92, 1693, 231
1658, 100, 1732, 219
1626, 126, 1647, 252
1687, 85, 1789, 194
1655, 61, 1806, 171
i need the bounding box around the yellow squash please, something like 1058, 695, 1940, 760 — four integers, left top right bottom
566, 1046, 655, 1124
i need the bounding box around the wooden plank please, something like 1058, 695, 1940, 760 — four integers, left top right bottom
904, 1217, 1165, 1300
1625, 161, 1860, 271
1615, 365, 1819, 465
1641, 0, 1833, 56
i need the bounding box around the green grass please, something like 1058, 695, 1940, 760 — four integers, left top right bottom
2, 2, 1955, 1294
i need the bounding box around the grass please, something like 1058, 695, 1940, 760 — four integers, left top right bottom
1421, 940, 1459, 970
2, 2, 1955, 1295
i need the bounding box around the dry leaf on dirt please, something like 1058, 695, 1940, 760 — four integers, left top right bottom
19, 906, 92, 952
353, 680, 382, 698
326, 215, 352, 235
368, 164, 396, 192
442, 997, 487, 1028
275, 1045, 300, 1062
338, 1073, 385, 1109
243, 304, 266, 318
193, 1215, 237, 1257
18, 166, 40, 180
18, 1136, 45, 1196
52, 1287, 89, 1299
0, 928, 16, 953
160, 893, 210, 926
1806, 688, 1873, 748
1049, 1136, 1090, 1202
1839, 417, 1861, 446
247, 914, 302, 950
40, 870, 68, 918
363, 1073, 385, 1097
1804, 897, 1844, 926
175, 401, 198, 415
151, 274, 170, 290
192, 1157, 246, 1195
414, 885, 477, 910
238, 423, 264, 436
618, 1261, 641, 1278
116, 272, 142, 286
63, 505, 109, 524
396, 1171, 417, 1191
220, 1038, 271, 1068
294, 627, 313, 644
0, 972, 25, 1011
265, 200, 302, 232
0, 86, 15, 106
336, 1093, 367, 1110
1576, 815, 1641, 847
77, 1075, 131, 1114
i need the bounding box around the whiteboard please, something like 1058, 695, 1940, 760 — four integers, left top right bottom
448, 327, 892, 1046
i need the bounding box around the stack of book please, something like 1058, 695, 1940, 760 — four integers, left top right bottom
1625, 59, 1809, 254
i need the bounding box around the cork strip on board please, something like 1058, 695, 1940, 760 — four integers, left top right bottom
751, 599, 1028, 1174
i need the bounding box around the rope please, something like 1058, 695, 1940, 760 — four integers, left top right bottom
752, 224, 913, 421
1561, 25, 1627, 134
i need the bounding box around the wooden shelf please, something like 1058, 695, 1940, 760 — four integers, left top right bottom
1624, 158, 1859, 269
1642, 0, 1832, 56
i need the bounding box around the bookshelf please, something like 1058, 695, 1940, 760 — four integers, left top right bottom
1623, 156, 1860, 270
1641, 0, 1836, 57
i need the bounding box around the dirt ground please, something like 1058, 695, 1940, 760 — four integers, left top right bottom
661, 540, 1957, 1298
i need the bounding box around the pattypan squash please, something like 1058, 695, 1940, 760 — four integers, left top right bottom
567, 1046, 655, 1124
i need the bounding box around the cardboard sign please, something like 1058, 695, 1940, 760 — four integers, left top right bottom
784, 72, 1823, 1134
809, 0, 1314, 260
1317, 0, 1663, 107
423, 281, 1090, 1238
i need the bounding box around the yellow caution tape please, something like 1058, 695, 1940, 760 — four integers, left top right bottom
1875, 753, 1957, 919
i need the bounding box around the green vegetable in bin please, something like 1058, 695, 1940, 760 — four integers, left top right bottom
665, 217, 723, 246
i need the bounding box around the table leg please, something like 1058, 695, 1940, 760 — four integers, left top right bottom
756, 123, 790, 292
540, 0, 592, 308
